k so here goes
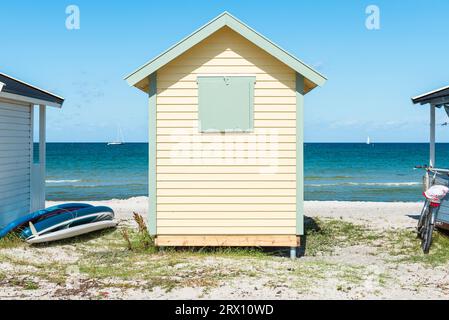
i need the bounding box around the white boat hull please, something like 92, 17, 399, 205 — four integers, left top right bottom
27, 220, 117, 244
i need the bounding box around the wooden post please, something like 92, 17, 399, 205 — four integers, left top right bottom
290, 247, 297, 260
430, 104, 435, 167
39, 105, 46, 207
148, 73, 157, 236
29, 104, 34, 212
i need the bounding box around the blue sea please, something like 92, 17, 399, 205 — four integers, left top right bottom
43, 143, 449, 202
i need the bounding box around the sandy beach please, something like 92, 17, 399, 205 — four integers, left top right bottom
2, 197, 449, 300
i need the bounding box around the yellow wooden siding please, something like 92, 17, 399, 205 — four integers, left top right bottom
156, 27, 296, 235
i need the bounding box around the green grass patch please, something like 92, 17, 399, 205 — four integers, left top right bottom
78, 249, 254, 291
382, 228, 449, 266
0, 233, 24, 249
24, 279, 39, 290
304, 218, 377, 256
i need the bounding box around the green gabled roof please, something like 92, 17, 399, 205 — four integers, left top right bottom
125, 12, 327, 92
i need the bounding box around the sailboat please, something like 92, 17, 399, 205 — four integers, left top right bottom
107, 125, 125, 145
366, 136, 371, 145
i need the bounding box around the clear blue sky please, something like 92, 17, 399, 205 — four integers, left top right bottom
1, 0, 449, 142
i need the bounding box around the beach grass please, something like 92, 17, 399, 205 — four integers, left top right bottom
1, 213, 445, 297
0, 233, 24, 249
383, 228, 449, 266
304, 217, 377, 256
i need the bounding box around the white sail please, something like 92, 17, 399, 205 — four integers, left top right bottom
366, 136, 371, 145
107, 125, 125, 145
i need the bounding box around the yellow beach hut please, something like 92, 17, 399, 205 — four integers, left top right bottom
125, 12, 326, 256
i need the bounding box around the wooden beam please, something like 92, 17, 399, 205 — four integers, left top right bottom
148, 72, 157, 236
430, 104, 435, 167
39, 105, 46, 207
296, 73, 304, 236
155, 235, 299, 247
29, 104, 34, 212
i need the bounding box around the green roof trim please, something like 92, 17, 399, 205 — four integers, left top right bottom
124, 12, 327, 89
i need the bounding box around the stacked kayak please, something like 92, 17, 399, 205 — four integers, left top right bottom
0, 203, 117, 244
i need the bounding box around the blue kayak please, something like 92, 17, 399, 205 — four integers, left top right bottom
20, 206, 114, 239
0, 203, 93, 239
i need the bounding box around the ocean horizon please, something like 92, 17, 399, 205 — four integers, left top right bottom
42, 142, 447, 202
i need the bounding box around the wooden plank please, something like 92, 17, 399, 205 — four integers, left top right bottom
0, 142, 31, 151
0, 129, 31, 137
156, 104, 297, 112
0, 148, 30, 158
157, 181, 296, 189
157, 211, 296, 219
157, 158, 296, 166
156, 96, 296, 105
156, 119, 296, 128
176, 49, 268, 60
156, 119, 197, 127
157, 219, 296, 227
0, 108, 31, 118
157, 73, 295, 83
0, 169, 31, 180
159, 65, 293, 76
157, 150, 296, 158
157, 127, 296, 135
156, 135, 296, 143
155, 235, 299, 247
0, 156, 29, 166
0, 102, 31, 112
254, 120, 296, 127
157, 173, 296, 181
157, 203, 296, 212
0, 179, 30, 193
0, 187, 30, 202
255, 105, 296, 112
158, 80, 295, 90
180, 47, 276, 59
168, 58, 294, 68
0, 162, 30, 173
156, 165, 296, 174
156, 143, 296, 151
156, 226, 296, 235
157, 113, 197, 120
156, 112, 295, 121
0, 115, 31, 125
157, 188, 296, 196
157, 134, 290, 145
254, 113, 296, 120
157, 196, 296, 204
157, 88, 295, 97
0, 193, 30, 208
0, 123, 31, 131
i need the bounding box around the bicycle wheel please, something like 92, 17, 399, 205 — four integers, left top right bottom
421, 207, 435, 254
417, 200, 429, 239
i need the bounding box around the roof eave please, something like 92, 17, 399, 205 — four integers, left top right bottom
124, 12, 228, 86
0, 91, 63, 108
412, 85, 449, 105
0, 72, 64, 107
124, 12, 326, 90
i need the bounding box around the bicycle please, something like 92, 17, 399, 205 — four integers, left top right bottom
415, 165, 449, 254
